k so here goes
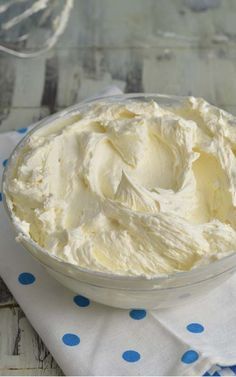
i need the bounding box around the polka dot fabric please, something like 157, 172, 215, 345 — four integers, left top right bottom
18, 272, 36, 285
129, 309, 146, 320
122, 350, 141, 363
17, 127, 28, 134
62, 333, 80, 346
181, 350, 199, 364
187, 323, 204, 333
73, 295, 90, 307
1, 89, 236, 376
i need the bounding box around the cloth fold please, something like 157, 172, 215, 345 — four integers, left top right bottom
0, 87, 236, 376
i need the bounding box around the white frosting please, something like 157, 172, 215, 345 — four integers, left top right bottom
5, 97, 236, 277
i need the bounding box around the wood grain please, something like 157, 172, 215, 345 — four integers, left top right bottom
0, 0, 236, 131
0, 279, 63, 375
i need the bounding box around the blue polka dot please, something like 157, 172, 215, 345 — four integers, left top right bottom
18, 272, 35, 285
2, 159, 8, 168
129, 309, 147, 320
17, 127, 28, 134
122, 350, 141, 363
73, 295, 90, 307
181, 350, 199, 364
187, 323, 204, 333
0, 192, 2, 202
62, 333, 80, 346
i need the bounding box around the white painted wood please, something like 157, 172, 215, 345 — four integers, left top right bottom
0, 108, 44, 132
142, 46, 236, 108
0, 299, 63, 375
11, 57, 46, 108
0, 369, 62, 376
56, 0, 236, 49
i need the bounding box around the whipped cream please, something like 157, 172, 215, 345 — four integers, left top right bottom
5, 97, 236, 277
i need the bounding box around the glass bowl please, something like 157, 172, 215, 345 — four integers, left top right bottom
2, 93, 236, 309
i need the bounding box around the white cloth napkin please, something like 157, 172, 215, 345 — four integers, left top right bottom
1, 88, 236, 376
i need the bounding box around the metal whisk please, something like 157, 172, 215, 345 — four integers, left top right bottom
0, 0, 74, 58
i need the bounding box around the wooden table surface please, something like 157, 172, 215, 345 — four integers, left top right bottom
1, 0, 236, 374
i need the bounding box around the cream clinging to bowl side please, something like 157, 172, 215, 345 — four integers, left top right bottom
3, 94, 236, 309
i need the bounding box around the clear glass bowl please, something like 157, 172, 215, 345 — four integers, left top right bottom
3, 93, 236, 309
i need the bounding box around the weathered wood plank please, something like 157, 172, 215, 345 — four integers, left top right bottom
142, 45, 236, 107
1, 0, 236, 133
11, 56, 46, 108
0, 49, 46, 131
0, 305, 63, 374
0, 278, 15, 307
57, 0, 236, 49
0, 279, 62, 374
0, 368, 63, 376
0, 58, 15, 124
1, 43, 236, 132
0, 107, 49, 132
47, 45, 236, 109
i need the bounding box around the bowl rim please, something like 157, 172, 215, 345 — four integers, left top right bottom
2, 92, 236, 285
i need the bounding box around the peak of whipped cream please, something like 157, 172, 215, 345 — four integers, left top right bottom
5, 97, 236, 277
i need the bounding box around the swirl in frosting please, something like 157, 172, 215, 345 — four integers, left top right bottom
5, 97, 236, 277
